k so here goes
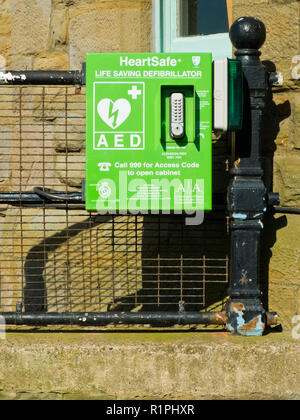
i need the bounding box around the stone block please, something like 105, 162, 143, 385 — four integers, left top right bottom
55, 153, 85, 187
289, 93, 300, 150
32, 87, 67, 121
54, 112, 85, 153
263, 92, 291, 150
289, 125, 300, 151
11, 55, 33, 70
68, 4, 151, 69
11, 0, 51, 55
268, 284, 297, 330
0, 0, 11, 15
266, 213, 300, 327
33, 52, 69, 71
0, 15, 11, 35
0, 125, 12, 185
290, 93, 300, 126
274, 155, 300, 206
48, 3, 68, 49
269, 246, 300, 286
0, 34, 11, 67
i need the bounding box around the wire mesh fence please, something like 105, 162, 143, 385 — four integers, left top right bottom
0, 85, 229, 326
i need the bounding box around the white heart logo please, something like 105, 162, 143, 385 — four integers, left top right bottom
97, 98, 131, 130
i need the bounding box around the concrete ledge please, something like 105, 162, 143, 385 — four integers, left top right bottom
0, 329, 299, 400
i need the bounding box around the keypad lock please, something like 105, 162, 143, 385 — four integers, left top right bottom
170, 93, 185, 140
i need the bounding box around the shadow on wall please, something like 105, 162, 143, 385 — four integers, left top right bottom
260, 60, 291, 311
24, 216, 106, 312
108, 214, 229, 313
23, 214, 229, 315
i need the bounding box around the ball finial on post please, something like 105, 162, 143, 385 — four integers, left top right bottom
230, 17, 266, 50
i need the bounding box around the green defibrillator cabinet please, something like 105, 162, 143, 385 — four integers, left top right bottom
85, 53, 213, 213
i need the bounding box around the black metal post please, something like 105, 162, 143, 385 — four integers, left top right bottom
226, 17, 278, 335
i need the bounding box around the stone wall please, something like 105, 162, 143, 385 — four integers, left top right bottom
1, 0, 152, 70
0, 0, 299, 330
232, 0, 300, 329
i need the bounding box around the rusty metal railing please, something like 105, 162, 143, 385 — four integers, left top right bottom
0, 83, 234, 328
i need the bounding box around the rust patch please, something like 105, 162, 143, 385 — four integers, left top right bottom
239, 316, 265, 331
230, 302, 245, 312
241, 270, 248, 285
234, 157, 240, 167
75, 85, 82, 94
214, 312, 227, 325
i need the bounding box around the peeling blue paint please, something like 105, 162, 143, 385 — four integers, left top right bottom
238, 316, 264, 336
232, 213, 247, 220
227, 304, 264, 336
